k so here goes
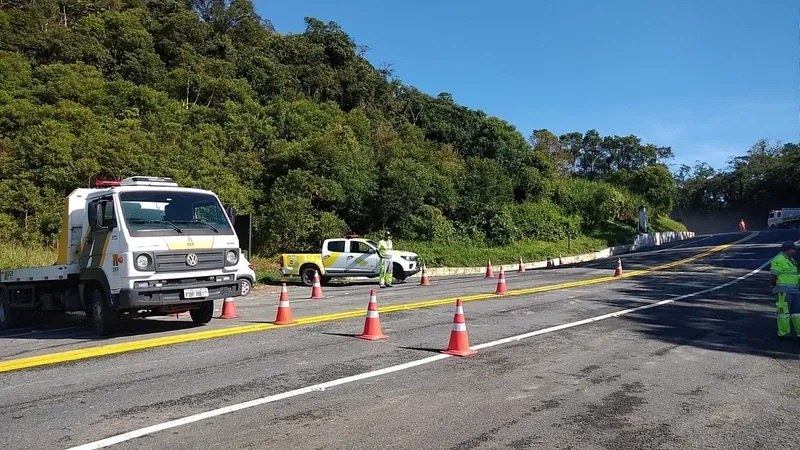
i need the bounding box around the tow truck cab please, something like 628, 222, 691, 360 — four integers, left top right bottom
0, 176, 244, 334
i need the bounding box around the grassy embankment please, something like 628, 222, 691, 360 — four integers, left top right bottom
1, 216, 688, 284
251, 216, 688, 283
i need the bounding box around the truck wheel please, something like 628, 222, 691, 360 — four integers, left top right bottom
190, 300, 214, 325
300, 266, 318, 287
0, 288, 21, 331
90, 288, 118, 336
392, 263, 407, 282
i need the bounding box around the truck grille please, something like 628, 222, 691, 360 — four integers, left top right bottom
155, 251, 225, 273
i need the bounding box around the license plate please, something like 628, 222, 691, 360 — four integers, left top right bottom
184, 288, 209, 299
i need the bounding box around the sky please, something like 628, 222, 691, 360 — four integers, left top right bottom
255, 0, 799, 172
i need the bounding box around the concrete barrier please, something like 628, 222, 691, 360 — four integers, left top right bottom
408, 231, 696, 278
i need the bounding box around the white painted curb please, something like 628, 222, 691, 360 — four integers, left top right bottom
407, 231, 696, 278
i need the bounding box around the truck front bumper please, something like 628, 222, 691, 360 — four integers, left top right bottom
398, 260, 421, 277
117, 280, 243, 309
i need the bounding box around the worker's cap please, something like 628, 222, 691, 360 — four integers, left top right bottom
781, 241, 798, 250
385, 231, 391, 236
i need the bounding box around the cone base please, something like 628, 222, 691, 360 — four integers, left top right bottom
274, 319, 297, 325
219, 314, 238, 319
442, 348, 477, 357
310, 295, 325, 299
495, 290, 507, 295
356, 333, 388, 341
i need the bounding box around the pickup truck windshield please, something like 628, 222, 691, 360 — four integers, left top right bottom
119, 191, 233, 237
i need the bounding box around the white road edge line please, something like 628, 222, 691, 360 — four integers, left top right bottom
67, 257, 774, 450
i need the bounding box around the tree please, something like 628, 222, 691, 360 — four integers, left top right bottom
0, 0, 689, 252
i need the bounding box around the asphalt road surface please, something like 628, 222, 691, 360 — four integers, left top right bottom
1, 230, 798, 450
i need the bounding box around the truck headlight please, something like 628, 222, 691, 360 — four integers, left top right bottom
226, 250, 238, 265
136, 254, 152, 270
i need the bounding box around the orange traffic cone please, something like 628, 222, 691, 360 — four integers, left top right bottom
547, 257, 554, 268
518, 257, 525, 272
310, 270, 324, 299
356, 289, 388, 340
495, 269, 508, 295
274, 283, 296, 325
614, 258, 623, 277
442, 299, 477, 357
420, 265, 430, 286
219, 297, 238, 319
485, 259, 494, 278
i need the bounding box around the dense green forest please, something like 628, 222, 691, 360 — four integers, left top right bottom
675, 139, 800, 233
0, 0, 684, 262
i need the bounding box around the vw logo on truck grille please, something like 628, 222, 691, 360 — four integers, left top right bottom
186, 253, 199, 267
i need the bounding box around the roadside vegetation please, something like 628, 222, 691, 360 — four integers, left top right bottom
0, 243, 57, 271
0, 0, 691, 279
674, 139, 800, 233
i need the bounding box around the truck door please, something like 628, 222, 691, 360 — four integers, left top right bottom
346, 240, 380, 274
321, 239, 347, 273
81, 197, 121, 290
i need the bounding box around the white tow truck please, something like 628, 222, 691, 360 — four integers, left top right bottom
0, 176, 245, 334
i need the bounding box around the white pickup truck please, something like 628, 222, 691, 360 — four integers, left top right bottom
0, 176, 245, 334
278, 236, 421, 286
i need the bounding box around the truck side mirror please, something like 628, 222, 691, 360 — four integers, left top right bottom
95, 203, 105, 229
225, 206, 237, 226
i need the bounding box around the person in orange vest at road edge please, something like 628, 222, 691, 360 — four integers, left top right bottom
738, 219, 746, 231
770, 241, 800, 340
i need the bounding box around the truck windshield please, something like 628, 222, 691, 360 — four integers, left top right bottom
118, 191, 233, 237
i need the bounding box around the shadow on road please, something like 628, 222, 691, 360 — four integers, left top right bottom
0, 314, 204, 341
596, 235, 799, 360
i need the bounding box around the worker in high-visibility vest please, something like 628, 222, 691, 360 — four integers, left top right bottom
378, 231, 393, 288
770, 241, 799, 339
738, 219, 746, 231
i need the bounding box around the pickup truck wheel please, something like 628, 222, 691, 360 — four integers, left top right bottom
240, 279, 252, 297
190, 300, 214, 324
300, 267, 318, 287
392, 263, 407, 282
90, 288, 118, 336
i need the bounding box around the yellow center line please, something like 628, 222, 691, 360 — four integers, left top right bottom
0, 232, 757, 374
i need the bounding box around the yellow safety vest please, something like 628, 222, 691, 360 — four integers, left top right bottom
771, 252, 799, 293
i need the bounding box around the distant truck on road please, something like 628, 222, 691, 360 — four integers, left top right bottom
0, 176, 245, 334
279, 236, 421, 286
768, 208, 800, 229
